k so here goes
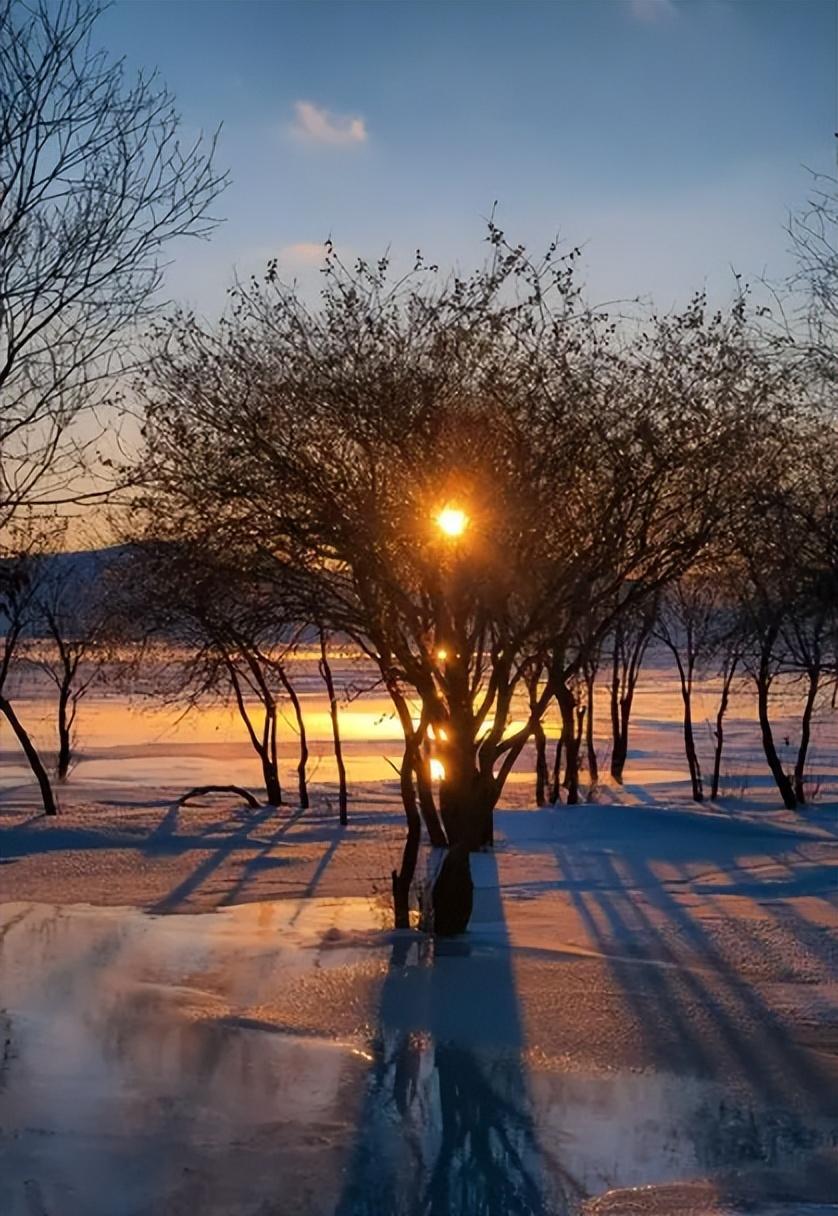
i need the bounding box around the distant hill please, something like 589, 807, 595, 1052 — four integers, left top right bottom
40, 545, 133, 584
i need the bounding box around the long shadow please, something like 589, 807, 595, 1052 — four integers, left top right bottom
551, 835, 838, 1124
0, 820, 269, 859
218, 806, 307, 906
333, 853, 579, 1216
142, 800, 183, 846
150, 806, 277, 913
285, 827, 347, 926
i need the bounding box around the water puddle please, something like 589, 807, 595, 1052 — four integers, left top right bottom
0, 901, 836, 1215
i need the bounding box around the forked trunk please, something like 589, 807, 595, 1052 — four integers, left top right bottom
793, 666, 820, 804
755, 649, 796, 810
610, 693, 633, 784
674, 654, 702, 802
556, 682, 581, 805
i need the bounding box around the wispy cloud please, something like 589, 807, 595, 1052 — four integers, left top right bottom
629, 0, 677, 22
280, 241, 331, 266
289, 100, 367, 146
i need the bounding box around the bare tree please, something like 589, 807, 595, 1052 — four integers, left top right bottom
733, 420, 838, 810
775, 442, 838, 804
708, 616, 746, 802
549, 663, 585, 806
116, 542, 309, 808
787, 171, 838, 378
134, 237, 790, 928
734, 437, 827, 807
654, 574, 722, 802
30, 550, 112, 778
0, 0, 225, 526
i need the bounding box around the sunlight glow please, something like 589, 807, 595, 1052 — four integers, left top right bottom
435, 505, 468, 538
430, 758, 446, 781
437, 648, 448, 661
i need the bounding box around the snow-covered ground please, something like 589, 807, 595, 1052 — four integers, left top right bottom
1, 660, 837, 1214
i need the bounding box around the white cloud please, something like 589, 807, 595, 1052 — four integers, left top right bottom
289, 100, 367, 147
629, 0, 677, 22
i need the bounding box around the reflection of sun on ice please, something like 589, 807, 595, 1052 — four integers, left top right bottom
434, 505, 468, 537
430, 758, 445, 781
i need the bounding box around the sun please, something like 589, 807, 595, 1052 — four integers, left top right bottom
435, 504, 468, 538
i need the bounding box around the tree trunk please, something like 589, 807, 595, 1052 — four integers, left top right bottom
57, 686, 72, 780
261, 748, 283, 807
609, 642, 624, 782
794, 666, 820, 804
710, 662, 737, 800
533, 714, 548, 806
526, 668, 549, 806
610, 690, 635, 784
318, 632, 347, 824
555, 682, 580, 805
277, 668, 309, 810
585, 665, 598, 787
432, 843, 473, 936
0, 696, 57, 815
392, 749, 422, 930
674, 655, 703, 802
438, 759, 494, 851
550, 733, 563, 804
438, 776, 475, 848
755, 654, 796, 810
608, 620, 650, 785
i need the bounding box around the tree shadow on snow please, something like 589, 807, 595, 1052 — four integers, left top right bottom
333, 854, 580, 1216
549, 835, 838, 1201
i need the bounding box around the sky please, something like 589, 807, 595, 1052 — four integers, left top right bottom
99, 0, 836, 313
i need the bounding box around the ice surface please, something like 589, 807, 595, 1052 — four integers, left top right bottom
1, 804, 837, 1214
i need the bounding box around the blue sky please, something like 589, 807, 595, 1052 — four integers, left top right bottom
100, 0, 837, 313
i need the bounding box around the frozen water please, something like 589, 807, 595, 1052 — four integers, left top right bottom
1, 807, 837, 1216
